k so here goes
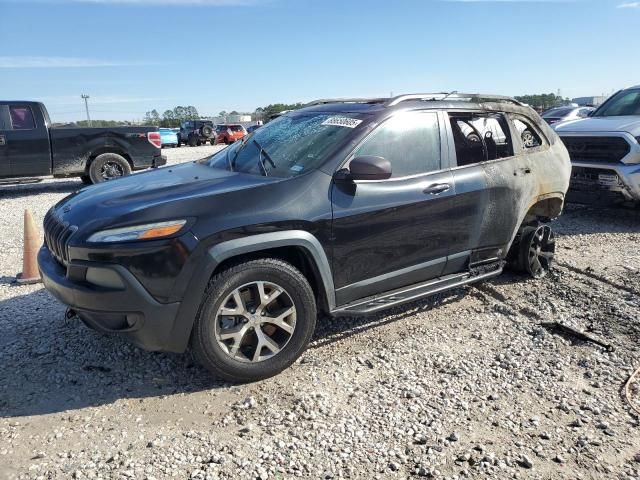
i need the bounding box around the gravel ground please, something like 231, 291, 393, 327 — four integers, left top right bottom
1, 146, 639, 479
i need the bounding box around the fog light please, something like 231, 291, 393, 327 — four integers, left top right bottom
85, 267, 125, 289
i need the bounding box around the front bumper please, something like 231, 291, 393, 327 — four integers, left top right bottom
569, 161, 640, 202
38, 246, 182, 352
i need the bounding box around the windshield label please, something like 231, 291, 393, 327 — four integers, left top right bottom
321, 116, 362, 129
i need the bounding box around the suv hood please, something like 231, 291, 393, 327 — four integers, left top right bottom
553, 116, 640, 136
53, 161, 278, 230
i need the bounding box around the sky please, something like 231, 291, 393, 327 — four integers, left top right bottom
0, 0, 639, 122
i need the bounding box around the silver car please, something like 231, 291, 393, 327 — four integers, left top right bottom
553, 85, 640, 203
542, 106, 595, 125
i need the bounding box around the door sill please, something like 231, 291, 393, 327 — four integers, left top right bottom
330, 266, 502, 317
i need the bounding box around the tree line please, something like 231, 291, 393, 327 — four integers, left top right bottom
143, 106, 200, 127
513, 93, 571, 110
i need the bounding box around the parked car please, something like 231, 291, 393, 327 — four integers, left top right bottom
542, 106, 594, 125
159, 127, 178, 148
246, 124, 261, 134
178, 120, 216, 147
215, 124, 247, 144
553, 85, 640, 204
0, 101, 165, 184
39, 93, 570, 382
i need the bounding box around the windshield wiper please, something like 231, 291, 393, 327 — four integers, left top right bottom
253, 139, 276, 176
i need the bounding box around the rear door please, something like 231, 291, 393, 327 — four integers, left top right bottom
331, 110, 457, 305
4, 104, 51, 177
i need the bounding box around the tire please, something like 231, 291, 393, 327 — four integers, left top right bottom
88, 153, 131, 184
80, 175, 92, 185
176, 140, 181, 148
191, 258, 317, 382
188, 136, 198, 147
209, 138, 217, 146
508, 223, 555, 279
201, 125, 213, 137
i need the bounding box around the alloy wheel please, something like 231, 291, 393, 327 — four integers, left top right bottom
101, 161, 124, 180
525, 225, 555, 278
214, 281, 297, 363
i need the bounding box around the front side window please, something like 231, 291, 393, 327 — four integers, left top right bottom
449, 112, 513, 166
352, 112, 441, 178
594, 89, 640, 117
9, 106, 36, 130
206, 112, 366, 178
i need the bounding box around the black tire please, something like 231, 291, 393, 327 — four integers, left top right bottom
191, 258, 317, 382
176, 140, 181, 148
508, 223, 555, 279
80, 175, 92, 185
188, 136, 198, 147
88, 153, 131, 184
209, 138, 217, 146
201, 125, 213, 137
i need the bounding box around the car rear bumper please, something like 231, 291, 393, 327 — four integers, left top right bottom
38, 246, 183, 352
153, 154, 167, 167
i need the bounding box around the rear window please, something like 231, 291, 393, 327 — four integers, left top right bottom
543, 107, 573, 118
9, 106, 36, 130
230, 125, 244, 132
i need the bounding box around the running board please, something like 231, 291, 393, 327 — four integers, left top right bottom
0, 177, 44, 185
331, 268, 502, 316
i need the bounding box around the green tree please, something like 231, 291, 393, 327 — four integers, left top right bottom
143, 109, 161, 126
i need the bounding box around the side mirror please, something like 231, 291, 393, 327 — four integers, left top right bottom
345, 156, 392, 181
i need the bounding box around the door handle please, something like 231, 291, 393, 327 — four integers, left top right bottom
0, 135, 5, 146
423, 183, 450, 195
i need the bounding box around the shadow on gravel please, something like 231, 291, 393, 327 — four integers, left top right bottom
0, 287, 470, 419
0, 180, 82, 199
557, 203, 640, 236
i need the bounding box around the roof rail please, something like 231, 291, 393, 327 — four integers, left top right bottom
385, 92, 524, 107
305, 97, 388, 107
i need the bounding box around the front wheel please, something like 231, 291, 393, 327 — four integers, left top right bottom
191, 258, 317, 382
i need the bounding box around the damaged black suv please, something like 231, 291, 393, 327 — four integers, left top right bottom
39, 93, 571, 382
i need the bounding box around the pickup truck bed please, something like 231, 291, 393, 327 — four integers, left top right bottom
1, 101, 165, 183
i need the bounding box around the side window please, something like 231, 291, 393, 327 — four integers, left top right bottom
512, 117, 544, 150
9, 106, 36, 130
353, 112, 441, 178
449, 112, 513, 167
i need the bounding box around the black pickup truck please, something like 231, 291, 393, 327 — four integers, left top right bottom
0, 101, 165, 184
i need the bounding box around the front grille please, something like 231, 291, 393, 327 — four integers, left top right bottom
43, 209, 77, 266
561, 136, 631, 163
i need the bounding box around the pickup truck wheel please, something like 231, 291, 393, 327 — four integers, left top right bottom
191, 258, 317, 382
89, 153, 131, 184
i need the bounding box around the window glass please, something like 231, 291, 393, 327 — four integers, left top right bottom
0, 105, 10, 130
353, 112, 440, 178
230, 125, 244, 132
594, 89, 640, 117
513, 117, 543, 150
449, 113, 513, 166
9, 106, 36, 130
206, 112, 365, 178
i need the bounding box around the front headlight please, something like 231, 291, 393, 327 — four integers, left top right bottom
87, 220, 187, 243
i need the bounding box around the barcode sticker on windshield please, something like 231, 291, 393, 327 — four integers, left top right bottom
321, 117, 362, 129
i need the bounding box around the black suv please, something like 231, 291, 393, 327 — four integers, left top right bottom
39, 93, 571, 382
177, 119, 216, 147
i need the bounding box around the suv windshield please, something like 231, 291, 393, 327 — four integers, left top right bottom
594, 89, 640, 117
205, 112, 366, 177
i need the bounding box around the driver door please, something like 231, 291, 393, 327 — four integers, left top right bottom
330, 111, 457, 306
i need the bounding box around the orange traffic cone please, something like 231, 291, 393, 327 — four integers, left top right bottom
16, 209, 42, 285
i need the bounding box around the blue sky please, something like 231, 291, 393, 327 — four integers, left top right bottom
0, 0, 638, 122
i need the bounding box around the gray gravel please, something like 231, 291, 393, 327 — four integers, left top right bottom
1, 147, 639, 479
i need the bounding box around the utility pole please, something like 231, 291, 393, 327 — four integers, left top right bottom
81, 94, 92, 127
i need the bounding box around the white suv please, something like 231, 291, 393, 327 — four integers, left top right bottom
553, 86, 640, 203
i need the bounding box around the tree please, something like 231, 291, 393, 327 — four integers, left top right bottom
254, 102, 304, 122
143, 109, 161, 126
513, 93, 570, 110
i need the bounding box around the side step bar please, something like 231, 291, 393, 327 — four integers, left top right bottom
330, 268, 502, 316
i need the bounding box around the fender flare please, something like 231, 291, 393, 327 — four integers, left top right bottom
167, 231, 335, 353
